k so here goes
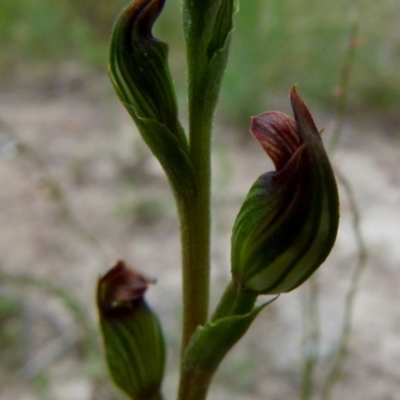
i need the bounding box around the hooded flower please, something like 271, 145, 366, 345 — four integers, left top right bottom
231, 87, 339, 294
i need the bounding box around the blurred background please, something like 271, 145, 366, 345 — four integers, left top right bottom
1, 0, 400, 399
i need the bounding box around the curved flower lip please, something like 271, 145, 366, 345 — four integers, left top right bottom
251, 110, 301, 171
97, 260, 156, 313
231, 87, 339, 294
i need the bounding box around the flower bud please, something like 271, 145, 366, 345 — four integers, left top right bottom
97, 261, 165, 400
109, 0, 195, 195
110, 0, 179, 131
231, 87, 339, 294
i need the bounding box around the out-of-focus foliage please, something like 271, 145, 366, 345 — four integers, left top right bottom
0, 296, 23, 372
223, 0, 400, 126
1, 0, 400, 125
0, 0, 127, 68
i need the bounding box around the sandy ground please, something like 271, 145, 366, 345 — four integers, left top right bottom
0, 77, 400, 400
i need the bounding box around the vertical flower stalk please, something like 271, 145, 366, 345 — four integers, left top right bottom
177, 1, 239, 398
180, 0, 237, 350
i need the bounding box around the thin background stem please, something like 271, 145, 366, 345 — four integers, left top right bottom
301, 1, 363, 398
328, 0, 360, 154
321, 1, 368, 398
0, 271, 97, 359
321, 169, 368, 400
301, 276, 320, 400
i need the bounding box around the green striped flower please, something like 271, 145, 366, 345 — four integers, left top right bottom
97, 261, 165, 400
231, 87, 339, 295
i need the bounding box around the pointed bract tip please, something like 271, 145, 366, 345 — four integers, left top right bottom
289, 86, 319, 138
289, 85, 306, 111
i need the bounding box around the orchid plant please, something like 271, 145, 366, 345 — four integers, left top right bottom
96, 1, 340, 399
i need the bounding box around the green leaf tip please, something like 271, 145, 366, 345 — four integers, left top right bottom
97, 261, 165, 400
180, 295, 277, 398
207, 0, 237, 61
183, 0, 237, 124
184, 304, 264, 371
231, 87, 340, 295
110, 0, 195, 195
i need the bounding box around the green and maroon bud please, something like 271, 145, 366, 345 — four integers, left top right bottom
109, 0, 195, 195
97, 261, 165, 400
110, 0, 180, 131
231, 87, 339, 294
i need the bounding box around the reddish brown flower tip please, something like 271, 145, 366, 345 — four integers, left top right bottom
122, 0, 166, 39
97, 260, 155, 312
250, 111, 300, 171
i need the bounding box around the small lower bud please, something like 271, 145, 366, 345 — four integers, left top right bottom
97, 261, 165, 399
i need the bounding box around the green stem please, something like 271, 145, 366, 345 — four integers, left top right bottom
212, 280, 258, 321
176, 109, 212, 400
178, 1, 235, 397
179, 33, 216, 354
177, 369, 213, 400
178, 187, 211, 351
177, 281, 257, 400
